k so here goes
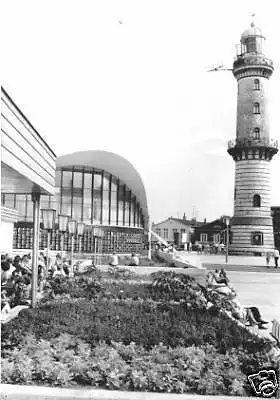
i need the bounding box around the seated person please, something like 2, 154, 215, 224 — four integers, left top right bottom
109, 252, 119, 267
219, 268, 229, 285
207, 271, 226, 287
53, 265, 66, 278
129, 253, 139, 266
230, 299, 268, 329
14, 274, 31, 306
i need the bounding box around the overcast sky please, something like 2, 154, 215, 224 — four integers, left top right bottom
2, 0, 280, 223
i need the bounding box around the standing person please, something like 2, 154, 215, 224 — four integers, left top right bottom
266, 251, 271, 268
38, 253, 47, 291
189, 242, 192, 253
274, 248, 279, 268
109, 251, 118, 267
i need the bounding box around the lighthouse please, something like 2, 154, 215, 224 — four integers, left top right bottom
228, 21, 278, 255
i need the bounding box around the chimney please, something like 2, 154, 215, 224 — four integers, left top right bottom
183, 212, 186, 220
204, 218, 207, 224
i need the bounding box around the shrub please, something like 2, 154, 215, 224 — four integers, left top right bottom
2, 335, 260, 395
45, 275, 104, 300
1, 298, 266, 354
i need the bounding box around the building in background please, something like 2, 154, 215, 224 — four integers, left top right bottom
2, 150, 149, 254
227, 21, 278, 255
1, 87, 56, 255
151, 214, 202, 247
192, 216, 231, 246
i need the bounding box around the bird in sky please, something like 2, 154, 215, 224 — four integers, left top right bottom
118, 20, 123, 25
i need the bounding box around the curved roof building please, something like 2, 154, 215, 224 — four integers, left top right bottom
56, 150, 149, 230
3, 150, 149, 255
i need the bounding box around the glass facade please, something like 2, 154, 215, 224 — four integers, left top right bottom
2, 166, 146, 254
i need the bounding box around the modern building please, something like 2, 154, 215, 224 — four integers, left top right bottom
1, 87, 56, 290
2, 150, 149, 254
151, 215, 201, 246
227, 21, 278, 254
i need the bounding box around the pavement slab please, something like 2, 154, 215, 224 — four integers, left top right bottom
0, 384, 255, 400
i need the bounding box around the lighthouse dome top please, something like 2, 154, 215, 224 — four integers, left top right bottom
241, 22, 264, 41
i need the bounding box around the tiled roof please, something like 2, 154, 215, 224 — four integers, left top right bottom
153, 217, 204, 227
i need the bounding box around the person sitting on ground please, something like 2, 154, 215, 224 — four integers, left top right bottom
129, 253, 139, 266
109, 252, 119, 267
213, 269, 222, 283
230, 298, 268, 329
219, 268, 229, 286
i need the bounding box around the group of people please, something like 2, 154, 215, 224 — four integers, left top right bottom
108, 252, 140, 267
1, 253, 34, 307
206, 267, 268, 329
196, 242, 226, 255
1, 252, 75, 310
266, 249, 279, 268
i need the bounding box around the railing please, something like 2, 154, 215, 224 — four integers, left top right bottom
228, 138, 278, 150
233, 55, 274, 69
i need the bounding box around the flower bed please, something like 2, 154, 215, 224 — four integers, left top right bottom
1, 270, 275, 396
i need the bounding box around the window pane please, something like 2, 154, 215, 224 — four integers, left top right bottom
62, 170, 73, 187
83, 188, 92, 224
73, 172, 83, 188
61, 196, 72, 216
26, 195, 33, 221
125, 189, 130, 225
84, 173, 92, 188
72, 196, 82, 221
103, 190, 109, 224
94, 173, 102, 189
111, 177, 117, 192
131, 198, 135, 226
55, 170, 62, 187
118, 185, 125, 225
15, 195, 27, 219
3, 194, 15, 208
103, 173, 110, 190
41, 195, 50, 210
110, 191, 117, 224
93, 189, 102, 223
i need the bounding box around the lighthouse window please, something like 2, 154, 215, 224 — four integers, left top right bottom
251, 231, 263, 246
254, 128, 260, 139
253, 102, 260, 114
254, 79, 260, 90
253, 194, 261, 207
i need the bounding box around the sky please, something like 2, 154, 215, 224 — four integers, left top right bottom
2, 0, 280, 224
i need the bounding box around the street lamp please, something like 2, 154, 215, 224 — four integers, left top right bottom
58, 214, 69, 258
68, 219, 77, 273
41, 209, 56, 269
224, 216, 231, 264
77, 222, 85, 253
